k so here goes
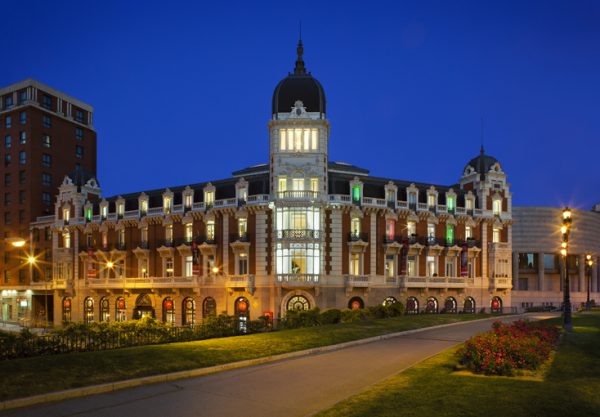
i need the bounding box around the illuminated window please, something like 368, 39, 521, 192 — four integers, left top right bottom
140, 199, 148, 214
303, 129, 310, 150
162, 297, 175, 323
428, 194, 436, 208
294, 129, 302, 150
352, 185, 361, 203
183, 297, 195, 325
386, 219, 395, 241
465, 226, 473, 239
427, 223, 435, 238
165, 225, 173, 243
206, 220, 215, 240
63, 208, 70, 222
238, 218, 247, 237
280, 129, 287, 150
275, 242, 320, 275
185, 223, 193, 242
386, 189, 395, 202
62, 230, 71, 248
407, 221, 416, 237
408, 192, 417, 207
101, 205, 107, 219
493, 199, 502, 215
407, 256, 416, 276
446, 225, 454, 245
466, 198, 473, 210
118, 229, 125, 248
238, 253, 248, 275
165, 258, 174, 277
351, 217, 361, 235
426, 256, 436, 276
185, 256, 193, 276
350, 253, 361, 275
85, 207, 92, 222
311, 129, 318, 150
445, 259, 456, 277
385, 255, 395, 277
116, 298, 126, 322
447, 196, 455, 213
278, 176, 287, 193
493, 228, 501, 243
184, 194, 193, 208
163, 196, 172, 214
117, 203, 124, 217
310, 178, 319, 193
292, 178, 304, 191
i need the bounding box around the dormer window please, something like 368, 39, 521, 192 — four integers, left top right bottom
386, 189, 395, 202
493, 199, 502, 215
85, 207, 92, 222
204, 190, 214, 208
466, 198, 473, 210
238, 187, 247, 201
140, 199, 148, 214
101, 205, 107, 219
447, 196, 455, 213
427, 194, 436, 208
63, 208, 70, 223
117, 202, 124, 217
351, 185, 361, 204
184, 194, 193, 209
408, 192, 417, 208
163, 196, 172, 214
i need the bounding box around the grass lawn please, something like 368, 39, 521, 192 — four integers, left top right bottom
0, 313, 484, 401
315, 312, 600, 417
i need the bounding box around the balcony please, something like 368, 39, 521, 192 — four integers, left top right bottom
86, 276, 198, 289
277, 229, 320, 239
277, 190, 319, 200
348, 232, 368, 242
400, 276, 474, 289
490, 277, 512, 289
345, 275, 370, 288
230, 233, 249, 243
277, 274, 320, 288
225, 274, 255, 293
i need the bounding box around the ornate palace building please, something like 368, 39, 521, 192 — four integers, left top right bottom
30, 42, 514, 326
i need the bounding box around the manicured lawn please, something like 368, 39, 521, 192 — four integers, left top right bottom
315, 312, 600, 417
0, 313, 483, 401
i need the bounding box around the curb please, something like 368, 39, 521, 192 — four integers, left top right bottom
0, 313, 530, 411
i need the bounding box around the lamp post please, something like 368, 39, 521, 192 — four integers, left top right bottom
560, 207, 573, 331
586, 254, 593, 310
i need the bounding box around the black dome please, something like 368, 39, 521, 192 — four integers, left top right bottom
272, 41, 326, 115
465, 146, 500, 180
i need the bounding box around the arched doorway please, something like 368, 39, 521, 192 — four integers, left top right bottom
287, 295, 310, 311
202, 297, 217, 318
162, 297, 175, 324
115, 297, 126, 322
348, 297, 364, 310
100, 297, 110, 322
182, 297, 196, 326
382, 296, 397, 306
491, 296, 502, 313
444, 297, 457, 314
62, 297, 71, 322
235, 297, 250, 332
464, 297, 476, 314
425, 297, 438, 314
83, 297, 94, 324
133, 293, 155, 319
406, 297, 419, 314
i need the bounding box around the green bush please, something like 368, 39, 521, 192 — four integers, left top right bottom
386, 301, 405, 317
283, 308, 321, 329
319, 308, 342, 325
341, 308, 369, 323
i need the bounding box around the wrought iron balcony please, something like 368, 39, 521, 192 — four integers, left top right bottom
230, 232, 249, 242
348, 231, 368, 242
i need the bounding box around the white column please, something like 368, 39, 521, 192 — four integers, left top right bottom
330, 210, 342, 276
222, 214, 229, 275
370, 214, 376, 276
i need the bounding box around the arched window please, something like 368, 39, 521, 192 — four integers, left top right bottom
62, 297, 72, 322
464, 297, 476, 314
444, 297, 457, 314
182, 297, 196, 326
202, 297, 216, 318
116, 297, 126, 322
162, 297, 175, 324
83, 297, 94, 324
287, 295, 310, 311
382, 296, 397, 306
235, 297, 250, 333
348, 297, 364, 310
425, 297, 438, 314
406, 297, 419, 315
491, 296, 502, 313
100, 297, 110, 321
133, 293, 155, 319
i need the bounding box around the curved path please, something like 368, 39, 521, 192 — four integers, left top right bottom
3, 313, 556, 417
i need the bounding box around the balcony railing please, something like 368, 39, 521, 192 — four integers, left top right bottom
230, 233, 249, 242
400, 276, 475, 288
277, 229, 320, 239
348, 232, 368, 242
277, 190, 319, 199
86, 276, 198, 288
276, 274, 320, 285
345, 275, 370, 287
225, 274, 255, 288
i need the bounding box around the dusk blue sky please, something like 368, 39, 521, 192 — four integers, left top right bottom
2, 1, 599, 209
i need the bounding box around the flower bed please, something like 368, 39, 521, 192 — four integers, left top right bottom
456, 320, 560, 376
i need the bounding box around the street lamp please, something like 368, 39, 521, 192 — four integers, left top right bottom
586, 254, 593, 310
561, 207, 573, 331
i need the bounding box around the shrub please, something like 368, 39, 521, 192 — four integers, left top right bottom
283, 308, 321, 329
319, 308, 342, 325
456, 320, 560, 376
367, 305, 389, 319
341, 308, 369, 323
386, 301, 405, 317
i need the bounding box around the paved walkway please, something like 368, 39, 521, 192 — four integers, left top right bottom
3, 313, 556, 417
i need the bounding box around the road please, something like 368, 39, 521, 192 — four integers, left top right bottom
3, 313, 556, 417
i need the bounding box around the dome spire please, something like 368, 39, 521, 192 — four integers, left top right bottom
294, 38, 306, 75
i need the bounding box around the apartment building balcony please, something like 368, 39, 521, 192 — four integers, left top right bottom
490, 276, 512, 290
276, 229, 321, 239
345, 275, 370, 288
348, 232, 368, 242
230, 232, 249, 243
277, 274, 320, 288
225, 274, 255, 294
277, 190, 320, 200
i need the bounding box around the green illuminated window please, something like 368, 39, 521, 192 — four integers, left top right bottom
352, 185, 361, 203
86, 207, 92, 221
446, 225, 454, 245
447, 197, 454, 213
